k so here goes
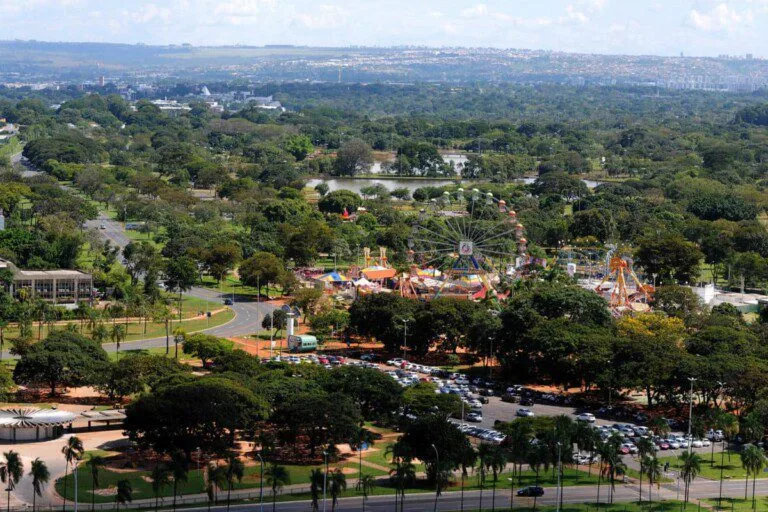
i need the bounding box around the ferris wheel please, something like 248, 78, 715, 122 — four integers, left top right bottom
406, 188, 527, 299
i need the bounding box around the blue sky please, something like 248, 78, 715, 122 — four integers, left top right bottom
1, 0, 766, 57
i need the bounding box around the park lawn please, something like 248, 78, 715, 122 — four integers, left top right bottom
199, 275, 282, 299
706, 497, 768, 512
657, 451, 751, 480
124, 225, 167, 250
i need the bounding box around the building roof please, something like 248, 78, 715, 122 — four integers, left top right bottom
16, 269, 90, 279
0, 408, 76, 428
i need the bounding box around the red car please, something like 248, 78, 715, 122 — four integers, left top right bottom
656, 440, 670, 450
318, 357, 329, 364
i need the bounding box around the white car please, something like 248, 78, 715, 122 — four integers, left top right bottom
701, 438, 711, 447
690, 439, 704, 448
665, 439, 681, 449
577, 413, 596, 423
516, 408, 535, 418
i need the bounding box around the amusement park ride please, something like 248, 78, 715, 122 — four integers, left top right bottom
594, 256, 655, 316
401, 188, 528, 300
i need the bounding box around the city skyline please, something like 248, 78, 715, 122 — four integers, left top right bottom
0, 0, 766, 58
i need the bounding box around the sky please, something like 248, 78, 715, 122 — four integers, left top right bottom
1, 0, 767, 57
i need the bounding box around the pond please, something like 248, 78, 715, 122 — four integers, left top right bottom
307, 176, 604, 194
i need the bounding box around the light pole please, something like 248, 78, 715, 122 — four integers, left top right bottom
717, 381, 726, 509
256, 452, 264, 512
507, 477, 515, 511
687, 377, 697, 453
431, 444, 439, 512
269, 312, 274, 359
606, 359, 612, 415
402, 318, 409, 360
73, 458, 79, 512
323, 450, 329, 512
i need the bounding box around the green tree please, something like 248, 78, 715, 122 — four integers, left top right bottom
115, 479, 132, 511
679, 451, 701, 506
149, 464, 171, 512
741, 444, 766, 508
310, 468, 324, 512
239, 252, 285, 297
265, 462, 290, 512
109, 324, 126, 360
329, 468, 346, 512
164, 256, 198, 322
182, 333, 234, 366
334, 138, 373, 176
89, 456, 106, 512
224, 454, 245, 512
359, 474, 376, 512
169, 451, 188, 512
318, 189, 363, 214
29, 458, 49, 512
0, 451, 22, 512
635, 235, 703, 284
60, 436, 84, 512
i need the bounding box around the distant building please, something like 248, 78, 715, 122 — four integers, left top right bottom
246, 95, 283, 110
0, 259, 93, 304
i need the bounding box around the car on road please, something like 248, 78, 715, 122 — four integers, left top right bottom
516, 408, 535, 418
223, 298, 233, 305
466, 412, 483, 422
99, 223, 106, 229
690, 439, 704, 448
577, 413, 596, 423
519, 397, 535, 406
517, 486, 544, 497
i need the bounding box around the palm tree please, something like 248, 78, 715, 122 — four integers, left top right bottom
205, 463, 227, 506
476, 443, 492, 512
110, 324, 126, 360
526, 442, 546, 512
114, 479, 132, 511
264, 462, 290, 512
386, 441, 414, 512
153, 305, 174, 354
310, 468, 324, 512
679, 451, 702, 506
91, 322, 109, 344
29, 458, 49, 512
636, 437, 656, 502
741, 444, 766, 509
0, 451, 23, 512
169, 451, 188, 512
329, 469, 346, 512
89, 455, 106, 512
61, 436, 84, 512
599, 440, 626, 504
459, 445, 477, 512
487, 444, 508, 512
150, 464, 171, 512
224, 454, 245, 512
644, 456, 663, 504
359, 474, 376, 512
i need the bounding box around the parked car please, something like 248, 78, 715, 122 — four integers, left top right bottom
690, 439, 704, 448
577, 413, 596, 423
516, 408, 535, 418
520, 397, 535, 406
466, 412, 483, 422
518, 486, 544, 497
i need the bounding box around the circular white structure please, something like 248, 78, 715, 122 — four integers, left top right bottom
0, 408, 76, 442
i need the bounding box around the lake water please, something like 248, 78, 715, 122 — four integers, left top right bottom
307, 175, 604, 194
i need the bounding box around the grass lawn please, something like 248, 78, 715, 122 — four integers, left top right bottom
658, 451, 751, 480
199, 275, 283, 299
0, 136, 22, 159
706, 497, 768, 512
124, 225, 167, 250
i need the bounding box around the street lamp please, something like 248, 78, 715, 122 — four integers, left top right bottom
256, 451, 264, 512
507, 477, 515, 511
556, 442, 562, 512
687, 377, 697, 454
431, 444, 439, 512
402, 319, 410, 360
717, 381, 726, 509
196, 447, 202, 491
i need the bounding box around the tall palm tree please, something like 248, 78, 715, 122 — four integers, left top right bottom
150, 464, 171, 512
89, 455, 106, 512
169, 451, 188, 512
61, 436, 84, 512
459, 445, 477, 512
386, 441, 414, 512
110, 324, 126, 360
224, 454, 245, 512
679, 451, 702, 506
205, 463, 227, 506
153, 305, 174, 354
91, 322, 109, 344
29, 458, 49, 512
264, 462, 290, 512
359, 474, 376, 512
599, 441, 626, 504
309, 468, 324, 512
644, 456, 663, 504
741, 444, 766, 508
636, 437, 656, 502
329, 469, 346, 512
526, 442, 546, 512
476, 443, 492, 512
487, 444, 508, 512
114, 479, 132, 511
0, 451, 23, 512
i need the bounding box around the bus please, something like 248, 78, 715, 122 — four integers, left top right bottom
288, 335, 318, 353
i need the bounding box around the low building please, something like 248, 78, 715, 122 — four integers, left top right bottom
0, 258, 93, 304
0, 408, 76, 442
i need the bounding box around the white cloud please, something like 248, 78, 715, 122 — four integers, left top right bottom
688, 3, 753, 31
461, 4, 489, 18
566, 5, 589, 23
214, 0, 276, 18
130, 3, 171, 23
294, 4, 349, 29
